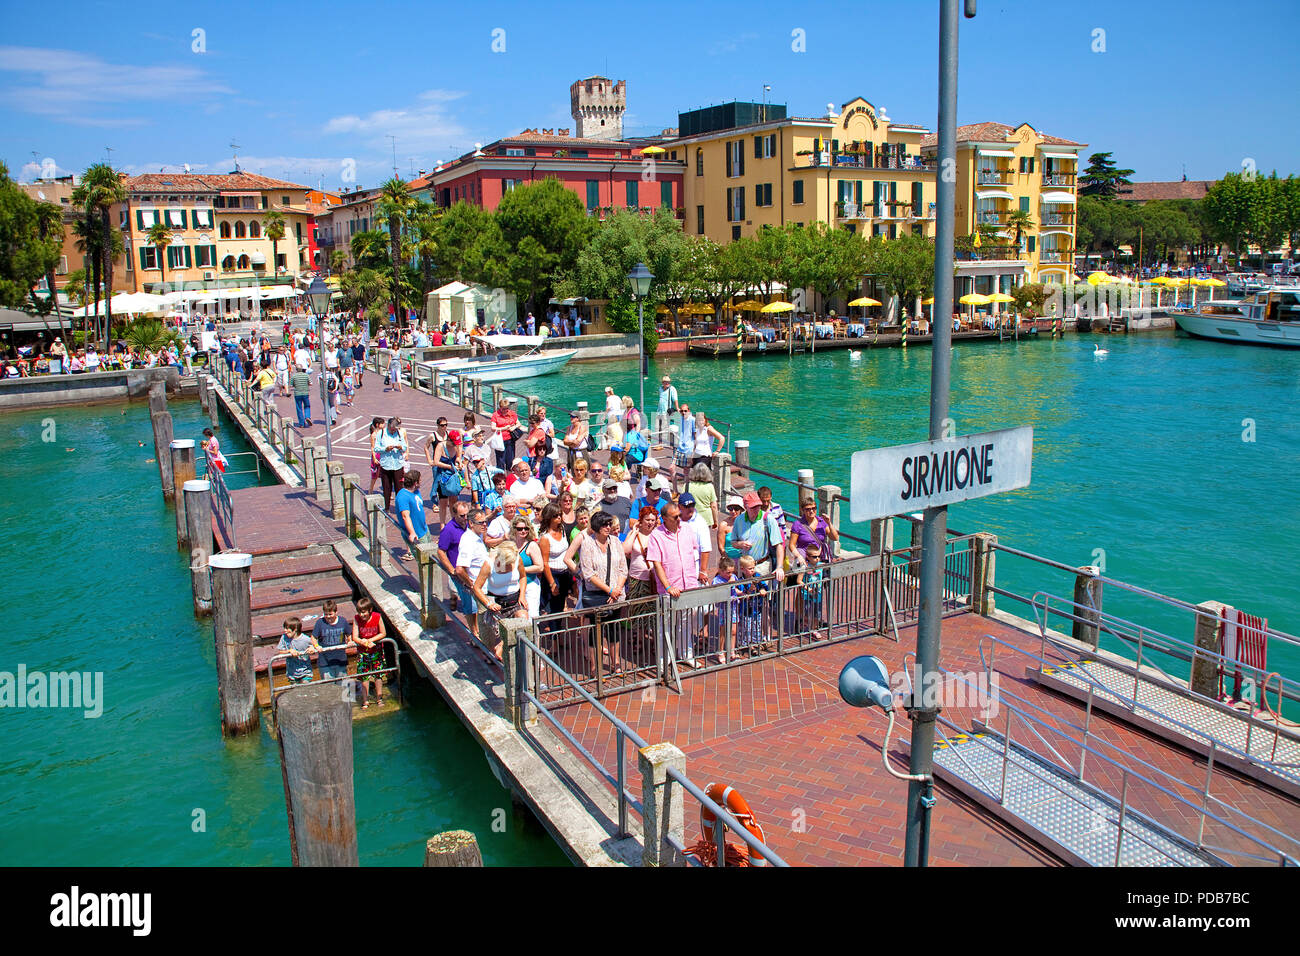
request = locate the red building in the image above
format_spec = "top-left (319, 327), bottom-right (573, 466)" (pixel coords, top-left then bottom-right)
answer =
top-left (409, 129), bottom-right (685, 219)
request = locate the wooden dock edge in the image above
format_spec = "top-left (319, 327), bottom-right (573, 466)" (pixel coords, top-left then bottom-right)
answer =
top-left (333, 539), bottom-right (640, 868)
top-left (208, 376), bottom-right (303, 488)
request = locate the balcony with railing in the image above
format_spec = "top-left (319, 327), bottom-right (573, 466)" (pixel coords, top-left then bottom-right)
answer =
top-left (795, 151), bottom-right (935, 171)
top-left (835, 200), bottom-right (875, 221)
top-left (977, 169), bottom-right (1014, 185)
top-left (1040, 211), bottom-right (1074, 226)
top-left (1042, 172), bottom-right (1076, 187)
top-left (1039, 248), bottom-right (1074, 263)
top-left (977, 211), bottom-right (1007, 225)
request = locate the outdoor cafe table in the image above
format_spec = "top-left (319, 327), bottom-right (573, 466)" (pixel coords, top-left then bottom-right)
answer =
top-left (814, 323), bottom-right (835, 338)
top-left (847, 323), bottom-right (865, 337)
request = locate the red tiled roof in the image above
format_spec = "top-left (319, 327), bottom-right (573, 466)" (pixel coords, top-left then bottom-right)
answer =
top-left (125, 172), bottom-right (310, 193)
top-left (1117, 180), bottom-right (1214, 202)
top-left (919, 122), bottom-right (1084, 149)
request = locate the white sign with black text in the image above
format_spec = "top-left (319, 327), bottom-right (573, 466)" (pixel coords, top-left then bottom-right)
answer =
top-left (849, 426), bottom-right (1033, 522)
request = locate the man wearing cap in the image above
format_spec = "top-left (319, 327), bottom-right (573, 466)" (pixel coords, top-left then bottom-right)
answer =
top-left (656, 375), bottom-right (678, 442)
top-left (729, 490), bottom-right (784, 576)
top-left (632, 475), bottom-right (670, 522)
top-left (597, 478), bottom-right (632, 539)
top-left (678, 492), bottom-right (714, 581)
top-left (634, 457), bottom-right (661, 500)
top-left (646, 501), bottom-right (702, 664)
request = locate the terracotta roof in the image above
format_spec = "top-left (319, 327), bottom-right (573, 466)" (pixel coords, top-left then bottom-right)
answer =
top-left (919, 122), bottom-right (1084, 149)
top-left (1117, 180), bottom-right (1214, 202)
top-left (125, 172), bottom-right (309, 193)
top-left (504, 131), bottom-right (635, 147)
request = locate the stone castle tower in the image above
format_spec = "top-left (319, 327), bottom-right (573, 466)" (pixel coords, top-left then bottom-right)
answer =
top-left (570, 76), bottom-right (625, 141)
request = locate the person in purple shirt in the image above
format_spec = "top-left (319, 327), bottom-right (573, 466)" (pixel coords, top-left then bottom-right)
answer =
top-left (438, 500), bottom-right (471, 609)
top-left (787, 499), bottom-right (840, 563)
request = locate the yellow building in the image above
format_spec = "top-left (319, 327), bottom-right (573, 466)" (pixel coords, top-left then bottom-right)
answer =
top-left (671, 97), bottom-right (937, 244)
top-left (120, 172), bottom-right (312, 293)
top-left (920, 122), bottom-right (1085, 288)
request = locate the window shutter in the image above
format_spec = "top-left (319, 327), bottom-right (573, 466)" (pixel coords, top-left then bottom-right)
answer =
top-left (1019, 196), bottom-right (1030, 213)
top-left (739, 186), bottom-right (745, 220)
top-left (754, 136), bottom-right (761, 159)
top-left (139, 247), bottom-right (148, 269)
top-left (912, 181), bottom-right (923, 215)
top-left (185, 246), bottom-right (192, 268)
top-left (661, 180), bottom-right (672, 207)
top-left (1028, 236), bottom-right (1036, 253)
top-left (855, 181), bottom-right (863, 205)
top-left (890, 181), bottom-right (898, 201)
top-left (136, 210), bottom-right (144, 230)
top-left (1029, 157), bottom-right (1036, 173)
top-left (738, 141), bottom-right (744, 177)
top-left (726, 188), bottom-right (733, 221)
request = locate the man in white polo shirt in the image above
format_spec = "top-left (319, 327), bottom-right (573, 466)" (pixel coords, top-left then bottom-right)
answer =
top-left (454, 507), bottom-right (491, 643)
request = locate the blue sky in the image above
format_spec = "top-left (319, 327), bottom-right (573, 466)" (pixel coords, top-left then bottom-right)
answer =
top-left (3, 0), bottom-right (1297, 189)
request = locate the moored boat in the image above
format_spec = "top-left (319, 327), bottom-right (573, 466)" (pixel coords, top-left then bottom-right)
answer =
top-left (1172, 288), bottom-right (1300, 348)
top-left (422, 334), bottom-right (577, 382)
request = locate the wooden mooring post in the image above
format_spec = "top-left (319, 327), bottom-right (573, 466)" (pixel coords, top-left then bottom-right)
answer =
top-left (1072, 565), bottom-right (1103, 649)
top-left (170, 439), bottom-right (197, 548)
top-left (424, 831), bottom-right (483, 867)
top-left (211, 552), bottom-right (259, 736)
top-left (276, 683), bottom-right (359, 866)
top-left (183, 479), bottom-right (213, 617)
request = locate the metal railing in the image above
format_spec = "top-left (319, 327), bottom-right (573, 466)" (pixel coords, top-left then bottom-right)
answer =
top-left (205, 451), bottom-right (236, 547)
top-left (1042, 173), bottom-right (1076, 187)
top-left (267, 637), bottom-right (403, 716)
top-left (881, 534), bottom-right (977, 626)
top-left (527, 595), bottom-right (668, 702)
top-left (197, 450), bottom-right (261, 481)
top-left (936, 663), bottom-right (1299, 866)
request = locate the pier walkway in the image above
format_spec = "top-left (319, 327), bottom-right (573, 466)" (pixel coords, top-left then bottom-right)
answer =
top-left (203, 359), bottom-right (1300, 867)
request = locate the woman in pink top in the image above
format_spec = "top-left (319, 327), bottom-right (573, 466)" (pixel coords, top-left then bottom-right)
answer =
top-left (622, 507), bottom-right (659, 602)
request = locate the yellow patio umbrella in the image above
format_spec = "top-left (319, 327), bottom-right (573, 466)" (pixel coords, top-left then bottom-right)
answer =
top-left (1087, 271), bottom-right (1112, 285)
top-left (655, 304), bottom-right (671, 314)
top-left (640, 146), bottom-right (666, 156)
top-left (1165, 277), bottom-right (1190, 286)
top-left (735, 299), bottom-right (765, 311)
top-left (760, 301), bottom-right (795, 313)
top-left (922, 297), bottom-right (934, 305)
top-left (958, 293), bottom-right (991, 305)
top-left (847, 296), bottom-right (882, 307)
top-left (1202, 277), bottom-right (1226, 287)
top-left (987, 292), bottom-right (1015, 303)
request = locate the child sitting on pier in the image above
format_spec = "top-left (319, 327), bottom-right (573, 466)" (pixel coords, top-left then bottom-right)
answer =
top-left (277, 616), bottom-right (321, 684)
top-left (730, 555), bottom-right (769, 655)
top-left (351, 597), bottom-right (386, 709)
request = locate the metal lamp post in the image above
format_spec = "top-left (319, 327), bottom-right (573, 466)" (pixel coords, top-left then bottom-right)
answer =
top-left (304, 276), bottom-right (334, 461)
top-left (627, 262), bottom-right (654, 419)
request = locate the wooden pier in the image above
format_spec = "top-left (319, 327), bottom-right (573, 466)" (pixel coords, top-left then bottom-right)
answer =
top-left (195, 355), bottom-right (1300, 868)
top-left (688, 328), bottom-right (1004, 358)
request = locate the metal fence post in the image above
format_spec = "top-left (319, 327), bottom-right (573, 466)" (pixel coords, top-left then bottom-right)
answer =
top-left (638, 743), bottom-right (687, 867)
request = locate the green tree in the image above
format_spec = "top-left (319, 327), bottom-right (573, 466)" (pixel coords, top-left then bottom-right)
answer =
top-left (1078, 195), bottom-right (1138, 264)
top-left (492, 178), bottom-right (594, 315)
top-left (407, 199), bottom-right (441, 322)
top-left (433, 200), bottom-right (498, 284)
top-left (146, 221), bottom-right (172, 285)
top-left (350, 229), bottom-right (391, 271)
top-left (378, 177), bottom-right (413, 324)
top-left (71, 163), bottom-right (127, 344)
top-left (1005, 208), bottom-right (1035, 249)
top-left (868, 233), bottom-right (934, 314)
top-left (0, 162), bottom-right (63, 308)
top-left (263, 210), bottom-right (286, 279)
top-left (1079, 152), bottom-right (1134, 200)
top-left (1202, 173), bottom-right (1255, 262)
top-left (1011, 282), bottom-right (1049, 318)
top-left (806, 224), bottom-right (870, 312)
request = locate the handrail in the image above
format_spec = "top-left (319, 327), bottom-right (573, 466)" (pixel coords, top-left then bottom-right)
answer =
top-left (267, 637), bottom-right (403, 717)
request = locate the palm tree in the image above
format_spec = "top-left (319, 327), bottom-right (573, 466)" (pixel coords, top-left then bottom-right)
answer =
top-left (263, 210), bottom-right (286, 278)
top-left (72, 163), bottom-right (127, 345)
top-left (378, 177), bottom-right (413, 325)
top-left (71, 216), bottom-right (101, 339)
top-left (407, 199), bottom-right (440, 323)
top-left (146, 222), bottom-right (172, 286)
top-left (1005, 208), bottom-right (1036, 253)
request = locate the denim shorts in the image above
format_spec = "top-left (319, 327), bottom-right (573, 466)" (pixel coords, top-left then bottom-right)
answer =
top-left (318, 662), bottom-right (347, 681)
top-left (455, 579), bottom-right (479, 614)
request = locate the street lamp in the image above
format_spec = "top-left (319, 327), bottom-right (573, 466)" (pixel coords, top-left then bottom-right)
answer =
top-left (627, 261), bottom-right (654, 420)
top-left (304, 276), bottom-right (334, 461)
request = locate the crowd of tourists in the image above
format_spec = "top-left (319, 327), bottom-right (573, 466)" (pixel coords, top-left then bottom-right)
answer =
top-left (2, 336), bottom-right (192, 377)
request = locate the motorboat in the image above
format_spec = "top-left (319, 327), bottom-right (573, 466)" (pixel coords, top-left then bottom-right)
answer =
top-left (419, 333), bottom-right (576, 382)
top-left (1172, 288), bottom-right (1300, 348)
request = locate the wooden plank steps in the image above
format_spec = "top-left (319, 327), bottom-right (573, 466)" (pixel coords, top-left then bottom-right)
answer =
top-left (251, 575), bottom-right (353, 616)
top-left (250, 550), bottom-right (345, 585)
top-left (251, 601), bottom-right (360, 647)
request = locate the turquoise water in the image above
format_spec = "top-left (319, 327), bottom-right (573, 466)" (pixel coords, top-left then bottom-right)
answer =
top-left (0, 399), bottom-right (567, 866)
top-left (525, 332), bottom-right (1300, 676)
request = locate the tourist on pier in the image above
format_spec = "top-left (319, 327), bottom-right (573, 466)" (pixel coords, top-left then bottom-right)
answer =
top-left (471, 541), bottom-right (528, 648)
top-left (491, 399), bottom-right (519, 472)
top-left (524, 411), bottom-right (553, 483)
top-left (396, 471), bottom-right (432, 560)
top-left (290, 365), bottom-right (313, 428)
top-left (678, 493), bottom-right (714, 580)
top-left (313, 599), bottom-right (351, 682)
top-left (429, 429), bottom-right (465, 526)
top-left (647, 502), bottom-right (702, 664)
top-left (385, 349), bottom-right (402, 393)
top-left (325, 368), bottom-right (341, 426)
top-left (48, 337), bottom-right (66, 374)
top-left (656, 375), bottom-right (678, 425)
top-left (505, 458), bottom-right (545, 503)
top-left (563, 458), bottom-right (596, 510)
top-left (606, 460), bottom-right (633, 502)
top-left (794, 548), bottom-right (828, 639)
top-left (274, 346), bottom-right (290, 396)
top-left (352, 338), bottom-right (366, 388)
top-left (538, 504), bottom-right (574, 620)
top-left (562, 412), bottom-right (589, 469)
top-left (710, 557), bottom-right (737, 664)
top-left (757, 486), bottom-right (787, 532)
top-left (277, 616), bottom-right (320, 684)
top-left (366, 418), bottom-right (384, 493)
top-left (625, 428), bottom-right (650, 476)
top-left (730, 556), bottom-right (770, 654)
top-left (352, 596), bottom-right (386, 708)
top-left (691, 413), bottom-right (725, 470)
top-left (621, 396), bottom-right (642, 436)
top-left (788, 499), bottom-right (839, 563)
top-left (201, 428), bottom-right (228, 474)
top-left (558, 490), bottom-right (579, 539)
top-left (484, 496), bottom-right (517, 547)
top-left (729, 491), bottom-right (784, 576)
top-left (578, 511), bottom-right (629, 674)
top-left (453, 508), bottom-right (490, 638)
top-left (253, 363), bottom-right (276, 401)
top-left (623, 506), bottom-right (659, 602)
top-left (597, 477), bottom-right (632, 539)
top-left (634, 457), bottom-right (660, 500)
top-left (467, 452), bottom-right (499, 510)
top-left (293, 340), bottom-right (313, 373)
top-left (374, 417), bottom-right (408, 511)
top-left (438, 502), bottom-right (471, 609)
top-left (673, 405), bottom-right (696, 475)
top-left (512, 518), bottom-right (544, 618)
top-left (603, 386), bottom-right (621, 428)
top-left (686, 463), bottom-right (719, 529)
top-left (632, 475), bottom-right (670, 521)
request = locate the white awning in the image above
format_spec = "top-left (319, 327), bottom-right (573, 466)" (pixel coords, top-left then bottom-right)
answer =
top-left (1041, 151), bottom-right (1077, 159)
top-left (250, 252), bottom-right (267, 265)
top-left (1040, 191), bottom-right (1076, 204)
top-left (977, 149), bottom-right (1016, 158)
top-left (976, 189), bottom-right (1013, 201)
top-left (166, 209), bottom-right (184, 227)
top-left (1038, 229), bottom-right (1072, 237)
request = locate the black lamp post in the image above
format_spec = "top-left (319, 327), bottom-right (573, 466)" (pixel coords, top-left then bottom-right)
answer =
top-left (627, 262), bottom-right (654, 417)
top-left (304, 276), bottom-right (334, 460)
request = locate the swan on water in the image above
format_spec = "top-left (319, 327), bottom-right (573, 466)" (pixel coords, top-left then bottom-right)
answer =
top-left (1094, 344), bottom-right (1109, 356)
top-left (848, 350), bottom-right (862, 360)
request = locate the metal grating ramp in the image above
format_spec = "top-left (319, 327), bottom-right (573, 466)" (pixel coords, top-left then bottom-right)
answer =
top-left (933, 731), bottom-right (1217, 867)
top-left (1040, 659), bottom-right (1300, 793)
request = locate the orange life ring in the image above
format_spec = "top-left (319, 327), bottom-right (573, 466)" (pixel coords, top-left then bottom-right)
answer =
top-left (699, 782), bottom-right (769, 867)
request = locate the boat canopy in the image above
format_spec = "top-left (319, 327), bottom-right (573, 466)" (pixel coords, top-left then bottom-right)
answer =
top-left (472, 333), bottom-right (545, 348)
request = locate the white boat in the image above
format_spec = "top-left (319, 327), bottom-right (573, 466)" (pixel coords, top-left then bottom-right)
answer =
top-left (1173, 288), bottom-right (1300, 348)
top-left (421, 334), bottom-right (577, 382)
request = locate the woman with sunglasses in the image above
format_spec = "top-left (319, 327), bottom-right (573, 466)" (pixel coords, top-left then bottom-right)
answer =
top-left (717, 495), bottom-right (745, 562)
top-left (510, 519), bottom-right (543, 618)
top-left (538, 503), bottom-right (574, 620)
top-left (622, 506), bottom-right (659, 602)
top-left (787, 498), bottom-right (839, 564)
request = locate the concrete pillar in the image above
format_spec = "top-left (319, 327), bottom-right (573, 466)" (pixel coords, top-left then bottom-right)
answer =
top-left (210, 552), bottom-right (258, 736)
top-left (1072, 565), bottom-right (1103, 650)
top-left (638, 742), bottom-right (687, 867)
top-left (151, 410), bottom-right (176, 501)
top-left (1191, 601), bottom-right (1229, 699)
top-left (276, 683), bottom-right (359, 867)
top-left (301, 437), bottom-right (318, 491)
top-left (416, 543), bottom-right (447, 629)
top-left (869, 518), bottom-right (894, 556)
top-left (817, 484), bottom-right (842, 557)
top-left (183, 479), bottom-right (213, 617)
top-left (326, 461), bottom-right (345, 519)
top-left (281, 420), bottom-right (296, 465)
top-left (457, 375), bottom-right (468, 409)
top-left (365, 494), bottom-right (387, 566)
top-left (208, 375), bottom-right (220, 429)
top-left (527, 394), bottom-right (541, 422)
top-left (971, 533), bottom-right (998, 616)
top-left (198, 374), bottom-right (209, 413)
top-left (313, 449), bottom-right (331, 504)
top-left (266, 407), bottom-right (280, 451)
top-left (342, 475), bottom-right (362, 538)
top-left (424, 831), bottom-right (483, 867)
top-left (430, 366), bottom-right (440, 399)
top-left (500, 617), bottom-right (537, 728)
top-left (733, 439), bottom-right (750, 472)
top-left (470, 378), bottom-right (483, 415)
top-left (170, 439), bottom-right (197, 548)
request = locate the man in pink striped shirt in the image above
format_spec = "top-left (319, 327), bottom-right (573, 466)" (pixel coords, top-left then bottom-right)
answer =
top-left (647, 502), bottom-right (702, 664)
